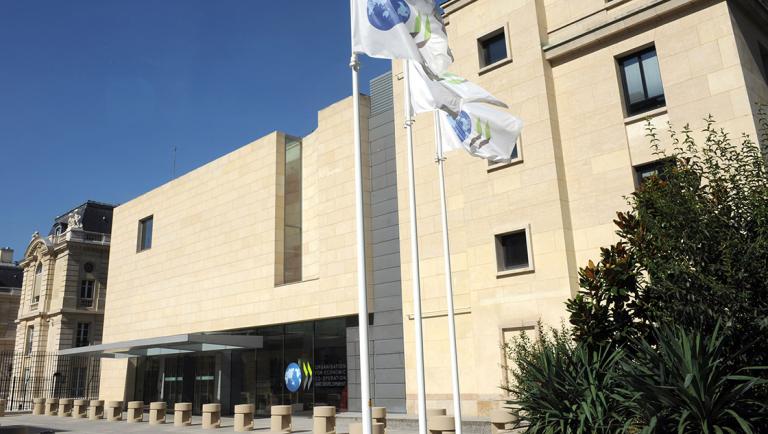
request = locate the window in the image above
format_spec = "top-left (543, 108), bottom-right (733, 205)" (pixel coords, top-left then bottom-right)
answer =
top-left (79, 280), bottom-right (95, 307)
top-left (25, 326), bottom-right (34, 355)
top-left (31, 263), bottom-right (42, 305)
top-left (488, 136), bottom-right (522, 170)
top-left (283, 138), bottom-right (302, 284)
top-left (495, 227), bottom-right (533, 273)
top-left (759, 43), bottom-right (768, 84)
top-left (478, 28), bottom-right (509, 69)
top-left (619, 47), bottom-right (665, 116)
top-left (634, 158), bottom-right (675, 187)
top-left (75, 322), bottom-right (90, 347)
top-left (137, 216), bottom-right (153, 251)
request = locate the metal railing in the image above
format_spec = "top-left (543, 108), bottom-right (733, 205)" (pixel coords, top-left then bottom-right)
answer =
top-left (0, 351), bottom-right (101, 412)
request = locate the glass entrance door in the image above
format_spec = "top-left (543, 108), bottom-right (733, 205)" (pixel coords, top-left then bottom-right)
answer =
top-left (193, 355), bottom-right (216, 413)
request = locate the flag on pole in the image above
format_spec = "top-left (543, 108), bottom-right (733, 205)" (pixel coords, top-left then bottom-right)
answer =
top-left (352, 0), bottom-right (453, 75)
top-left (408, 62), bottom-right (508, 117)
top-left (439, 102), bottom-right (523, 163)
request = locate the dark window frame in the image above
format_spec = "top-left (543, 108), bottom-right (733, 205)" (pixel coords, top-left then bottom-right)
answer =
top-left (634, 158), bottom-right (676, 188)
top-left (75, 322), bottom-right (91, 348)
top-left (478, 27), bottom-right (510, 69)
top-left (79, 279), bottom-right (95, 307)
top-left (495, 227), bottom-right (533, 274)
top-left (137, 215), bottom-right (154, 252)
top-left (618, 46), bottom-right (666, 116)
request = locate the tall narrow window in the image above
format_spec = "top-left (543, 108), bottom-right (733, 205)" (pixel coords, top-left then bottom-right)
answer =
top-left (137, 216), bottom-right (153, 252)
top-left (25, 326), bottom-right (34, 355)
top-left (79, 280), bottom-right (95, 307)
top-left (283, 139), bottom-right (302, 283)
top-left (619, 46), bottom-right (665, 116)
top-left (75, 322), bottom-right (90, 347)
top-left (32, 263), bottom-right (42, 305)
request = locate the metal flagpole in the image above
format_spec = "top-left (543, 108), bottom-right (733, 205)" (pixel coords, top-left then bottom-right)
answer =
top-left (433, 111), bottom-right (463, 434)
top-left (404, 59), bottom-right (429, 434)
top-left (350, 49), bottom-right (373, 434)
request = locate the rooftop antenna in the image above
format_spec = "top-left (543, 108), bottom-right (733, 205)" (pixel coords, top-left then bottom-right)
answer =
top-left (172, 145), bottom-right (177, 179)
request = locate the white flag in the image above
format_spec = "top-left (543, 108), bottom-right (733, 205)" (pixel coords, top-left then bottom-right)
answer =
top-left (439, 102), bottom-right (522, 163)
top-left (408, 62), bottom-right (508, 117)
top-left (352, 0), bottom-right (453, 75)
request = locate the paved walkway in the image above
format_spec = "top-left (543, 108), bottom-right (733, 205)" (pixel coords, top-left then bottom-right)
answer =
top-left (0, 413), bottom-right (417, 434)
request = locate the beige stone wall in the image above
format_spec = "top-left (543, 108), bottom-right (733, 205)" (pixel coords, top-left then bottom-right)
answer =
top-left (0, 292), bottom-right (20, 351)
top-left (396, 0), bottom-right (762, 417)
top-left (99, 95), bottom-right (372, 400)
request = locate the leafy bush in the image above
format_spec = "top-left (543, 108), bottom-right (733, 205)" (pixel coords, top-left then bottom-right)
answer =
top-left (504, 324), bottom-right (636, 434)
top-left (624, 324), bottom-right (768, 433)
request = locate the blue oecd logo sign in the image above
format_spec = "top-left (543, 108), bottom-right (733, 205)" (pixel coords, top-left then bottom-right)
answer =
top-left (367, 0), bottom-right (411, 31)
top-left (284, 362), bottom-right (302, 393)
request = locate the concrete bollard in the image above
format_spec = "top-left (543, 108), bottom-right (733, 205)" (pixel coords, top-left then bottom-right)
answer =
top-left (149, 402), bottom-right (167, 425)
top-left (349, 422), bottom-right (385, 434)
top-left (88, 400), bottom-right (104, 420)
top-left (490, 409), bottom-right (517, 434)
top-left (44, 398), bottom-right (58, 416)
top-left (428, 415), bottom-right (455, 434)
top-left (426, 409), bottom-right (447, 417)
top-left (372, 407), bottom-right (387, 429)
top-left (106, 401), bottom-right (123, 421)
top-left (32, 398), bottom-right (46, 415)
top-left (234, 404), bottom-right (255, 432)
top-left (313, 406), bottom-right (336, 434)
top-left (0, 398), bottom-right (6, 417)
top-left (174, 402), bottom-right (193, 426)
top-left (72, 399), bottom-right (88, 418)
top-left (58, 398), bottom-right (73, 417)
top-left (127, 401), bottom-right (144, 423)
top-left (202, 403), bottom-right (222, 429)
top-left (270, 405), bottom-right (292, 433)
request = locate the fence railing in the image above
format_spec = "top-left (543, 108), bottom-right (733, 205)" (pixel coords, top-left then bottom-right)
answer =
top-left (0, 351), bottom-right (101, 412)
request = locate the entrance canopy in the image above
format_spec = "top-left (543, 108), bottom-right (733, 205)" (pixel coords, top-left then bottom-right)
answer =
top-left (59, 333), bottom-right (264, 358)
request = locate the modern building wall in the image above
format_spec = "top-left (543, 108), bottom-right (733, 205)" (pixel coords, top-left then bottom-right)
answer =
top-left (391, 0), bottom-right (768, 416)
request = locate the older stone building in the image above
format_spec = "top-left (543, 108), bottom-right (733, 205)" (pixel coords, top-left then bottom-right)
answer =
top-left (0, 248), bottom-right (23, 351)
top-left (63, 0), bottom-right (767, 420)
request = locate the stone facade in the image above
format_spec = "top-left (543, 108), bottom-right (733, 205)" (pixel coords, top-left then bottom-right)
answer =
top-left (0, 248), bottom-right (22, 351)
top-left (390, 0), bottom-right (768, 417)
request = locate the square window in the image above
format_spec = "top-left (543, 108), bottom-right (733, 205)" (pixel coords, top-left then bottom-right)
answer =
top-left (619, 47), bottom-right (666, 116)
top-left (634, 158), bottom-right (675, 187)
top-left (478, 29), bottom-right (509, 69)
top-left (137, 216), bottom-right (153, 252)
top-left (495, 228), bottom-right (532, 273)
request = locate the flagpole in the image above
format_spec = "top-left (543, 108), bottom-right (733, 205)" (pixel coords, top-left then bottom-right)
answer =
top-left (433, 111), bottom-right (463, 434)
top-left (349, 50), bottom-right (373, 434)
top-left (404, 59), bottom-right (428, 434)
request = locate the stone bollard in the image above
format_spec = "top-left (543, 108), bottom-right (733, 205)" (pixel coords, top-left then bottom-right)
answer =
top-left (490, 409), bottom-right (517, 434)
top-left (58, 398), bottom-right (73, 417)
top-left (127, 401), bottom-right (144, 423)
top-left (428, 415), bottom-right (455, 434)
top-left (270, 405), bottom-right (292, 433)
top-left (106, 401), bottom-right (123, 421)
top-left (174, 402), bottom-right (193, 426)
top-left (33, 398), bottom-right (46, 415)
top-left (88, 400), bottom-right (105, 420)
top-left (234, 404), bottom-right (255, 432)
top-left (372, 407), bottom-right (387, 429)
top-left (0, 398), bottom-right (6, 417)
top-left (426, 409), bottom-right (447, 417)
top-left (313, 406), bottom-right (336, 434)
top-left (72, 400), bottom-right (88, 418)
top-left (202, 403), bottom-right (222, 429)
top-left (149, 402), bottom-right (167, 425)
top-left (44, 398), bottom-right (58, 416)
top-left (349, 422), bottom-right (385, 434)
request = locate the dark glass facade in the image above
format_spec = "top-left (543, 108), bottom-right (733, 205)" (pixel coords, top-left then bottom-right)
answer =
top-left (133, 317), bottom-right (350, 416)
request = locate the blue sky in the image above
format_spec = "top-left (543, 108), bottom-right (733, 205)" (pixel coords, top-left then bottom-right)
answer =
top-left (0, 1), bottom-right (391, 258)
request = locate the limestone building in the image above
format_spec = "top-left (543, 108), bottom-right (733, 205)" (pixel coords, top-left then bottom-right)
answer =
top-left (0, 248), bottom-right (23, 351)
top-left (66, 0), bottom-right (767, 420)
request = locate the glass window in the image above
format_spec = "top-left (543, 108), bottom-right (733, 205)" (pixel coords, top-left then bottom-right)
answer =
top-left (619, 47), bottom-right (666, 116)
top-left (479, 30), bottom-right (508, 68)
top-left (496, 229), bottom-right (530, 271)
top-left (138, 216), bottom-right (153, 251)
top-left (283, 139), bottom-right (302, 283)
top-left (32, 263), bottom-right (42, 304)
top-left (75, 322), bottom-right (90, 347)
top-left (79, 279), bottom-right (95, 307)
top-left (634, 158), bottom-right (675, 187)
top-left (25, 325), bottom-right (34, 355)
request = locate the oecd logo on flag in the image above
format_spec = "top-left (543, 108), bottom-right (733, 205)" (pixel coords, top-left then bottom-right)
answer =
top-left (367, 0), bottom-right (410, 31)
